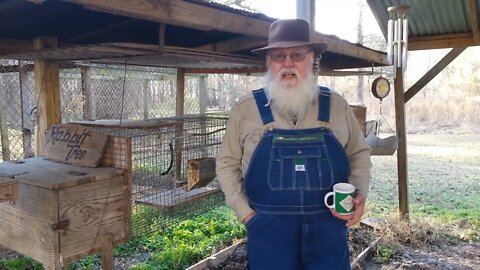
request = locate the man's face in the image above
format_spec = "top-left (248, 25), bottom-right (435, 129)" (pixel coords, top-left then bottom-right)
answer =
top-left (267, 46), bottom-right (314, 88)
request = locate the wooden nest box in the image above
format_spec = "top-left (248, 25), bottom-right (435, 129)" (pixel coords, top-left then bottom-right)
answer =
top-left (0, 124), bottom-right (131, 270)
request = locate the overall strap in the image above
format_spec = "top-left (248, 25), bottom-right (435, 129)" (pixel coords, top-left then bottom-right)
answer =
top-left (252, 88), bottom-right (274, 124)
top-left (318, 86), bottom-right (331, 122)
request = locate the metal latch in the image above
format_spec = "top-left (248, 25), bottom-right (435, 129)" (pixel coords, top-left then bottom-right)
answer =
top-left (52, 220), bottom-right (69, 231)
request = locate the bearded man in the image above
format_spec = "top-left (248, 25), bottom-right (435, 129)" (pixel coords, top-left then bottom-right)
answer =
top-left (216, 19), bottom-right (371, 270)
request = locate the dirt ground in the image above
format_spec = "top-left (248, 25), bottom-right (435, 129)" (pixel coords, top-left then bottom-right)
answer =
top-left (206, 224), bottom-right (479, 270)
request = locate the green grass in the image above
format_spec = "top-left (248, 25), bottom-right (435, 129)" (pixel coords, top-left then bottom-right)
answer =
top-left (0, 257), bottom-right (43, 270)
top-left (128, 205), bottom-right (245, 270)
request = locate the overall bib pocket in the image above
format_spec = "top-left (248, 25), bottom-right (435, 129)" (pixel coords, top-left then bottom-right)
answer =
top-left (267, 134), bottom-right (334, 190)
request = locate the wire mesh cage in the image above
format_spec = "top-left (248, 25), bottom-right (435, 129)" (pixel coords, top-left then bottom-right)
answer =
top-left (73, 113), bottom-right (228, 236)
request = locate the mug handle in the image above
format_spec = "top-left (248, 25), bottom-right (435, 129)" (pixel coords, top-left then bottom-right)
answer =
top-left (324, 191), bottom-right (335, 209)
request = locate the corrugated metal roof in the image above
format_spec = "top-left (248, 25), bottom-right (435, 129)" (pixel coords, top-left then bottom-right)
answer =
top-left (367, 0), bottom-right (480, 50)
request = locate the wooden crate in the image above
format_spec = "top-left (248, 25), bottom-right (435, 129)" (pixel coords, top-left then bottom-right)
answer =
top-left (0, 157), bottom-right (130, 270)
top-left (0, 123), bottom-right (131, 270)
top-left (184, 157), bottom-right (216, 191)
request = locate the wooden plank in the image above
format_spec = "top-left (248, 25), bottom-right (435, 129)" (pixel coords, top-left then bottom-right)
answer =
top-left (350, 237), bottom-right (381, 269)
top-left (136, 186), bottom-right (221, 209)
top-left (44, 124), bottom-right (108, 167)
top-left (101, 233), bottom-right (114, 270)
top-left (33, 36), bottom-right (61, 157)
top-left (409, 32), bottom-right (479, 50)
top-left (0, 182), bottom-right (58, 268)
top-left (469, 0), bottom-right (480, 43)
top-left (81, 66), bottom-right (95, 120)
top-left (0, 102), bottom-right (10, 161)
top-left (195, 36), bottom-right (267, 54)
top-left (185, 158), bottom-right (216, 191)
top-left (393, 66), bottom-right (409, 220)
top-left (20, 61), bottom-right (35, 159)
top-left (184, 67), bottom-right (265, 74)
top-left (0, 180), bottom-right (57, 223)
top-left (71, 119), bottom-right (181, 129)
top-left (58, 176), bottom-right (127, 261)
top-left (0, 177), bottom-right (17, 202)
top-left (100, 136), bottom-right (132, 171)
top-left (0, 207), bottom-right (57, 268)
top-left (405, 48), bottom-right (466, 103)
top-left (186, 240), bottom-right (244, 270)
top-left (0, 157), bottom-right (122, 190)
top-left (63, 0), bottom-right (270, 37)
top-left (175, 68), bottom-right (185, 183)
top-left (0, 39), bottom-right (33, 54)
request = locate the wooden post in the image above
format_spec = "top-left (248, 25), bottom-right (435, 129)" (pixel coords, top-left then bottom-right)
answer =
top-left (176, 68), bottom-right (185, 116)
top-left (81, 66), bottom-right (95, 120)
top-left (33, 37), bottom-right (61, 156)
top-left (0, 109), bottom-right (10, 161)
top-left (142, 79), bottom-right (149, 119)
top-left (199, 76), bottom-right (207, 115)
top-left (394, 66), bottom-right (409, 220)
top-left (100, 233), bottom-right (114, 270)
top-left (175, 68), bottom-right (185, 183)
top-left (19, 61), bottom-right (34, 158)
top-left (198, 76), bottom-right (208, 156)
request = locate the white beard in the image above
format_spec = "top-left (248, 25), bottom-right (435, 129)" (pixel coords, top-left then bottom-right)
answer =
top-left (264, 68), bottom-right (318, 122)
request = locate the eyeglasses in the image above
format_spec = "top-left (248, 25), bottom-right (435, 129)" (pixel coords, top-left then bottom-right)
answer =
top-left (268, 50), bottom-right (311, 63)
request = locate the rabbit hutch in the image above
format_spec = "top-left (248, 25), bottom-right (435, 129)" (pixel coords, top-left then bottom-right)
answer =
top-left (0, 124), bottom-right (130, 269)
top-left (71, 113), bottom-right (228, 235)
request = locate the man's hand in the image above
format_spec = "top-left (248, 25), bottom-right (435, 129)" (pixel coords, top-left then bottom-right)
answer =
top-left (330, 192), bottom-right (366, 227)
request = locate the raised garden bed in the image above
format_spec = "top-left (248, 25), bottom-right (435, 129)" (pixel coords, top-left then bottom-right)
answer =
top-left (187, 222), bottom-right (380, 270)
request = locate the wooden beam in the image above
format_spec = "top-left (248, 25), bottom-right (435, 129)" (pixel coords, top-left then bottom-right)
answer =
top-left (185, 67), bottom-right (265, 74)
top-left (175, 68), bottom-right (185, 184)
top-left (81, 66), bottom-right (95, 120)
top-left (62, 0), bottom-right (271, 37)
top-left (61, 0), bottom-right (388, 66)
top-left (0, 39), bottom-right (33, 54)
top-left (19, 61), bottom-right (34, 158)
top-left (405, 47), bottom-right (466, 103)
top-left (409, 32), bottom-right (479, 50)
top-left (312, 34), bottom-right (389, 65)
top-left (176, 68), bottom-right (185, 116)
top-left (469, 0), bottom-right (479, 43)
top-left (33, 37), bottom-right (61, 156)
top-left (195, 36), bottom-right (267, 53)
top-left (393, 66), bottom-right (409, 220)
top-left (158, 23), bottom-right (166, 53)
top-left (66, 19), bottom-right (137, 42)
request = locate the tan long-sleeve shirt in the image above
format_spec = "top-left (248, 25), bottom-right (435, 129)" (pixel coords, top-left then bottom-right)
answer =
top-left (216, 89), bottom-right (372, 222)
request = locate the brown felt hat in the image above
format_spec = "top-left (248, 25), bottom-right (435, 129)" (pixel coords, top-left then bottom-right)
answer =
top-left (252, 19), bottom-right (328, 55)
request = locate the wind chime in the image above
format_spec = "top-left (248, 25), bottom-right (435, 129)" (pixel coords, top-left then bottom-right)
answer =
top-left (387, 5), bottom-right (410, 78)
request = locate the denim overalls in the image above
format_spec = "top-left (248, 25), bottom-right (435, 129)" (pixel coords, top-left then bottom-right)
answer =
top-left (244, 87), bottom-right (351, 270)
